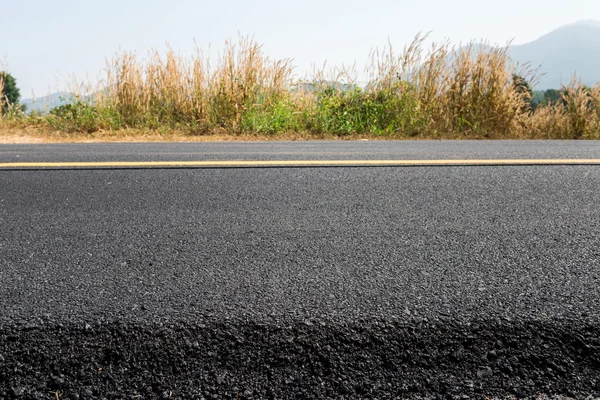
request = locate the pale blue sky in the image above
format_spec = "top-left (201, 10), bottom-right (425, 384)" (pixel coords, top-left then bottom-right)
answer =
top-left (3, 0), bottom-right (600, 97)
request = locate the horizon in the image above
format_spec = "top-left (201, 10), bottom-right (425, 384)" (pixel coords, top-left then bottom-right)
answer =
top-left (3, 0), bottom-right (600, 97)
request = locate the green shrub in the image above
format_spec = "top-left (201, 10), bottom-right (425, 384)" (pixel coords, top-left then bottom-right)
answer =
top-left (47, 102), bottom-right (122, 133)
top-left (314, 85), bottom-right (426, 136)
top-left (240, 98), bottom-right (301, 134)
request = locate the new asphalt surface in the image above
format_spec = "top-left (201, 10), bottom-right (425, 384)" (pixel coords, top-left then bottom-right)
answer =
top-left (1, 140), bottom-right (600, 162)
top-left (1, 141), bottom-right (600, 399)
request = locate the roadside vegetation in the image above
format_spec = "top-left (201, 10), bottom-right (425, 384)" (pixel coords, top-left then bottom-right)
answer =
top-left (2, 35), bottom-right (600, 140)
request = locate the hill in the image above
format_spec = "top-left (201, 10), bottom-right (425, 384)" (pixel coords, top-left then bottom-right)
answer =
top-left (509, 20), bottom-right (600, 89)
top-left (21, 92), bottom-right (72, 114)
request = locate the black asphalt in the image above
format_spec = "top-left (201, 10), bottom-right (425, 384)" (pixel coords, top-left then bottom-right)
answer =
top-left (1, 140), bottom-right (600, 162)
top-left (1, 141), bottom-right (600, 399)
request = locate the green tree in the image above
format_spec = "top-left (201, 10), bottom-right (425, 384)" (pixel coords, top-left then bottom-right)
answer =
top-left (543, 89), bottom-right (563, 105)
top-left (0, 71), bottom-right (21, 114)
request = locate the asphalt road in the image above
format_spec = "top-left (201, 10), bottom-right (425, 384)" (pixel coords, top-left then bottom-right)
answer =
top-left (2, 139), bottom-right (600, 162)
top-left (1, 141), bottom-right (600, 399)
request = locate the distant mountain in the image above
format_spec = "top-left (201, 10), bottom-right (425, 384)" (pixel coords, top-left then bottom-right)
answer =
top-left (508, 20), bottom-right (600, 89)
top-left (293, 80), bottom-right (356, 93)
top-left (21, 92), bottom-right (72, 114)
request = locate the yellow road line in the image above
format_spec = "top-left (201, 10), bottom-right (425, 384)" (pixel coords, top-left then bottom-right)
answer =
top-left (1, 159), bottom-right (600, 168)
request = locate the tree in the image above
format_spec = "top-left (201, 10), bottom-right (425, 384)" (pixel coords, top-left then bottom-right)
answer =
top-left (543, 89), bottom-right (562, 105)
top-left (0, 71), bottom-right (21, 114)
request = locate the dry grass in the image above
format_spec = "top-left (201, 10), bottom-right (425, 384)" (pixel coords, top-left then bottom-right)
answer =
top-left (353, 35), bottom-right (535, 137)
top-left (95, 36), bottom-right (294, 132)
top-left (2, 34), bottom-right (600, 141)
top-left (0, 73), bottom-right (6, 121)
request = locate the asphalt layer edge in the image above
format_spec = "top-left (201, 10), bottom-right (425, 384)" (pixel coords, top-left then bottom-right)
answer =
top-left (2, 316), bottom-right (599, 399)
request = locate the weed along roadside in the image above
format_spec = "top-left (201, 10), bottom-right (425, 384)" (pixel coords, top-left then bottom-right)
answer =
top-left (2, 34), bottom-right (600, 141)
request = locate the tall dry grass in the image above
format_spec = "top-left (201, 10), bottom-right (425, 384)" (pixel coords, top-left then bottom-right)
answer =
top-left (3, 34), bottom-right (600, 139)
top-left (353, 35), bottom-right (537, 136)
top-left (0, 74), bottom-right (4, 121)
top-left (525, 79), bottom-right (600, 139)
top-left (96, 36), bottom-right (295, 132)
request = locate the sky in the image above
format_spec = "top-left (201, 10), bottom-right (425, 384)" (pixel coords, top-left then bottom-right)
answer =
top-left (2, 0), bottom-right (600, 98)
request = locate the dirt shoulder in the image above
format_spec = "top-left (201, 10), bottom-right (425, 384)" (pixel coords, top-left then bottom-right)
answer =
top-left (0, 127), bottom-right (405, 144)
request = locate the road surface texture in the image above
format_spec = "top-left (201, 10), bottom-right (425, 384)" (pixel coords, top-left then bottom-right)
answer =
top-left (1, 141), bottom-right (600, 399)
